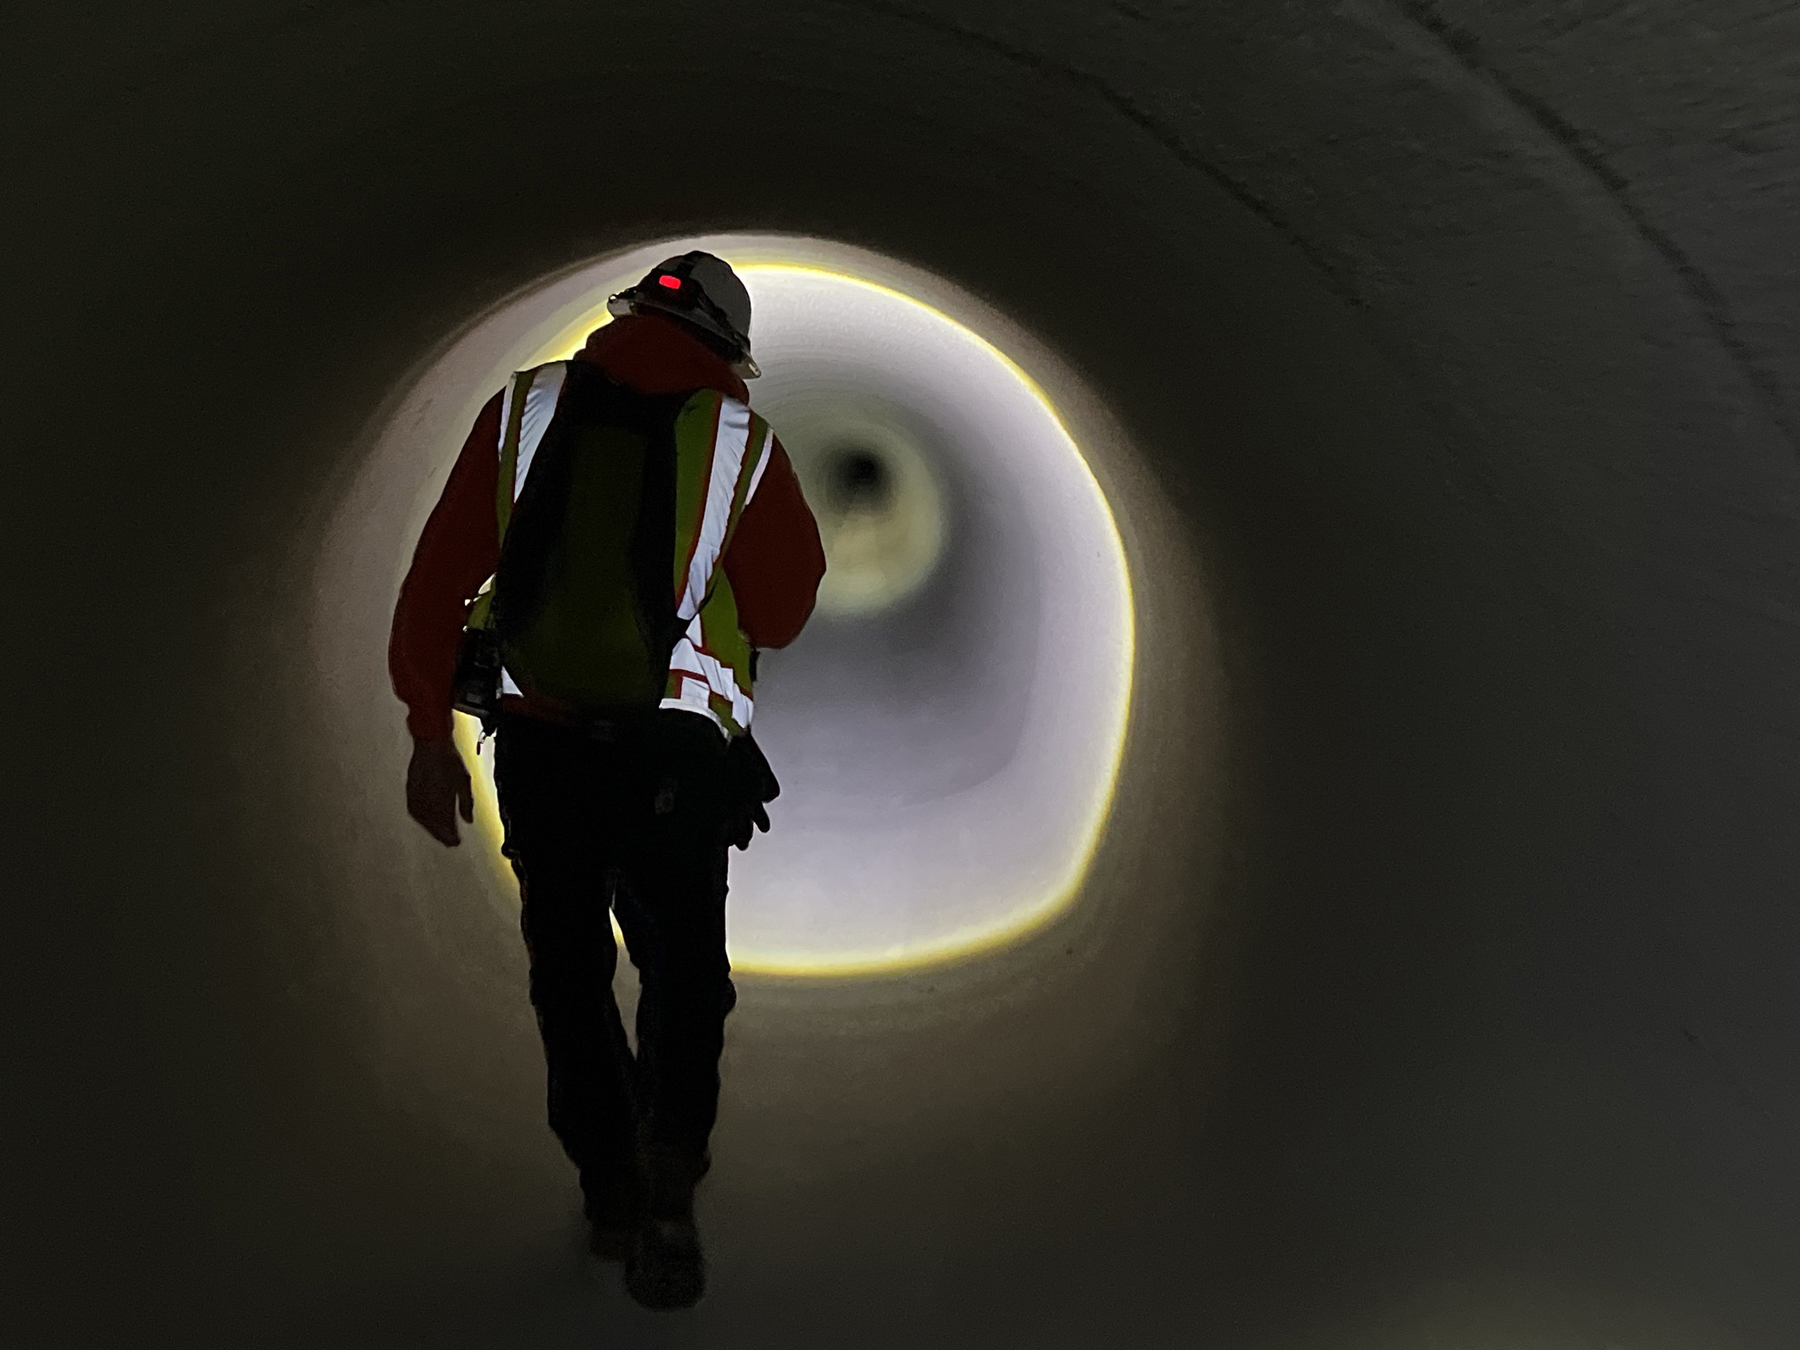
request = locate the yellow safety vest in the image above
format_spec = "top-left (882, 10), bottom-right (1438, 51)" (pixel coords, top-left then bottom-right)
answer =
top-left (467, 361), bottom-right (774, 736)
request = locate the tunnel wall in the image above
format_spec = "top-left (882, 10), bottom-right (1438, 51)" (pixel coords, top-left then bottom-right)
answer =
top-left (5, 3), bottom-right (1800, 1347)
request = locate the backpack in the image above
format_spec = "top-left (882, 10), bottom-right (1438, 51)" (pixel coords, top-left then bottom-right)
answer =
top-left (488, 362), bottom-right (695, 720)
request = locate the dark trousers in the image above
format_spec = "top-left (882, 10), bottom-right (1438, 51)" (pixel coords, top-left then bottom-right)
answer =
top-left (493, 710), bottom-right (735, 1175)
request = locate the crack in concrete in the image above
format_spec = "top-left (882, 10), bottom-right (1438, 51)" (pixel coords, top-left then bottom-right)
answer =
top-left (850, 0), bottom-right (1800, 460)
top-left (1394, 0), bottom-right (1800, 454)
top-left (848, 0), bottom-right (1371, 312)
top-left (1679, 1024), bottom-right (1785, 1134)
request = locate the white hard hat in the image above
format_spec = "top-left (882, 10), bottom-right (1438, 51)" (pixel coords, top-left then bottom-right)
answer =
top-left (607, 251), bottom-right (760, 378)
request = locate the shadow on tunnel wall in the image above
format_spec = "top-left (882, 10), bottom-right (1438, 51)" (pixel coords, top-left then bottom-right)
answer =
top-left (5, 3), bottom-right (1800, 1348)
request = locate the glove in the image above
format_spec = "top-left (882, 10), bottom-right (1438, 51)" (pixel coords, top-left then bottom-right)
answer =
top-left (726, 801), bottom-right (770, 851)
top-left (724, 733), bottom-right (780, 851)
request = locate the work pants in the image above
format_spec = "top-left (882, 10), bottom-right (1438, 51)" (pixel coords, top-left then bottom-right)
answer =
top-left (493, 710), bottom-right (735, 1176)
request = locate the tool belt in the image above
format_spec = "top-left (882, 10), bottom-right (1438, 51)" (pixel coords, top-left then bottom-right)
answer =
top-left (450, 626), bottom-right (504, 728)
top-left (453, 627), bottom-right (663, 743)
top-left (457, 626), bottom-right (781, 851)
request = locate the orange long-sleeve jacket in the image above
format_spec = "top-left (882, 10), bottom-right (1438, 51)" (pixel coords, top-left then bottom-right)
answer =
top-left (389, 312), bottom-right (826, 739)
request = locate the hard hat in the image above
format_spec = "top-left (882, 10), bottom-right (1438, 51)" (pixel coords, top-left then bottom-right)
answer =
top-left (607, 251), bottom-right (760, 378)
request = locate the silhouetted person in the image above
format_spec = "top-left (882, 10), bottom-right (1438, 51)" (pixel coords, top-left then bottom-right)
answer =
top-left (389, 252), bottom-right (825, 1308)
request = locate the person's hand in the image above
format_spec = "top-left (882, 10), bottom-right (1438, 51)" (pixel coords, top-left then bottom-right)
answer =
top-left (727, 800), bottom-right (771, 851)
top-left (723, 733), bottom-right (778, 850)
top-left (406, 735), bottom-right (474, 846)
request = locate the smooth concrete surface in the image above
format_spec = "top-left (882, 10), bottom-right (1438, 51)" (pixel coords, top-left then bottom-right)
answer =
top-left (5, 4), bottom-right (1800, 1347)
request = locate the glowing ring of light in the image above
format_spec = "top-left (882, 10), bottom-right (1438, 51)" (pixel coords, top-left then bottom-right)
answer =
top-left (449, 249), bottom-right (1133, 977)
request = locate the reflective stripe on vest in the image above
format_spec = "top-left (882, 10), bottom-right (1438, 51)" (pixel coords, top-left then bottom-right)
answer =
top-left (481, 364), bottom-right (772, 733)
top-left (662, 395), bottom-right (773, 734)
top-left (496, 363), bottom-right (568, 539)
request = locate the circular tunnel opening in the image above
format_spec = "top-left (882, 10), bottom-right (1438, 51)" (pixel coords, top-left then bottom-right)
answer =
top-left (793, 410), bottom-right (947, 621)
top-left (833, 448), bottom-right (887, 504)
top-left (328, 236), bottom-right (1158, 978)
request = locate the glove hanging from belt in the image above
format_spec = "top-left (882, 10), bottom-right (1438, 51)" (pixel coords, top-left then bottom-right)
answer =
top-left (723, 732), bottom-right (781, 851)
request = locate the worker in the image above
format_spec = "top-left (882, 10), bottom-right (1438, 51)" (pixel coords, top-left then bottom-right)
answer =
top-left (387, 251), bottom-right (826, 1309)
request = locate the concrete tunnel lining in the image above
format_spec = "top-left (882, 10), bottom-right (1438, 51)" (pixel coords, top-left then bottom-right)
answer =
top-left (6, 3), bottom-right (1800, 1347)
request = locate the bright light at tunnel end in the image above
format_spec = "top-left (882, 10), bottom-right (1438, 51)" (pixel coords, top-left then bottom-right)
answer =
top-left (456, 245), bottom-right (1137, 980)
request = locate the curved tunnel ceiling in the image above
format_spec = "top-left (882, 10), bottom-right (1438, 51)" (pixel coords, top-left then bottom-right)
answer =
top-left (7, 4), bottom-right (1800, 1349)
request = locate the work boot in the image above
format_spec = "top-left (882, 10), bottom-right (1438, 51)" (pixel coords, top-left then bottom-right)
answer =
top-left (623, 1144), bottom-right (708, 1309)
top-left (580, 1161), bottom-right (646, 1262)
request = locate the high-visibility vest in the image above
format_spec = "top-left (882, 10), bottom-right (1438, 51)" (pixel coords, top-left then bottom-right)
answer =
top-left (466, 361), bottom-right (775, 737)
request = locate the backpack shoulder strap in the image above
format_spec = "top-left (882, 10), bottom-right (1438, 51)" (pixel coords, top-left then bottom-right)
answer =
top-left (669, 390), bottom-right (777, 622)
top-left (464, 362), bottom-right (567, 633)
top-left (494, 361), bottom-right (570, 541)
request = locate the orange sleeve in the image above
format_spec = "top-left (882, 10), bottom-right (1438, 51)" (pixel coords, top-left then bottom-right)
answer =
top-left (387, 393), bottom-right (504, 740)
top-left (724, 437), bottom-right (826, 650)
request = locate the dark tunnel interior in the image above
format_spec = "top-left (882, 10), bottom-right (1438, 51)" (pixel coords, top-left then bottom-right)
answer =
top-left (832, 451), bottom-right (889, 508)
top-left (6, 3), bottom-right (1800, 1347)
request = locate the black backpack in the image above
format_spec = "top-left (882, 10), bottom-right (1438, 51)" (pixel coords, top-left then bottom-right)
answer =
top-left (490, 363), bottom-right (696, 719)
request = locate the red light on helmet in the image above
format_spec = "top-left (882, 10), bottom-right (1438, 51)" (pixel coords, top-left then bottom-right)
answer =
top-left (657, 274), bottom-right (683, 290)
